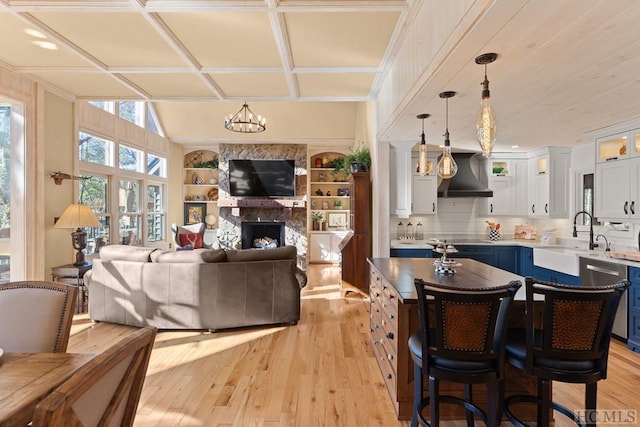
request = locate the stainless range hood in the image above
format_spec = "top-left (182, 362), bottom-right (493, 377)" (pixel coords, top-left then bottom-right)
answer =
top-left (437, 152), bottom-right (493, 198)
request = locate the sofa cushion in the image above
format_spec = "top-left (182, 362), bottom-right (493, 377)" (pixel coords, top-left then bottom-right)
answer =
top-left (178, 232), bottom-right (203, 249)
top-left (98, 245), bottom-right (157, 262)
top-left (226, 245), bottom-right (296, 262)
top-left (150, 248), bottom-right (226, 264)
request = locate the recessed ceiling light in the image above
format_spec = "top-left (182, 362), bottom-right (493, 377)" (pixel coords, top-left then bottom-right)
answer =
top-left (32, 40), bottom-right (58, 50)
top-left (511, 145), bottom-right (520, 149)
top-left (24, 28), bottom-right (46, 39)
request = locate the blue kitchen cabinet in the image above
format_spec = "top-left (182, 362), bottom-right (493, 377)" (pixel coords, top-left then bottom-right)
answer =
top-left (629, 267), bottom-right (640, 353)
top-left (390, 248), bottom-right (432, 258)
top-left (517, 247), bottom-right (534, 277)
top-left (492, 246), bottom-right (518, 274)
top-left (531, 265), bottom-right (581, 286)
top-left (443, 245), bottom-right (493, 265)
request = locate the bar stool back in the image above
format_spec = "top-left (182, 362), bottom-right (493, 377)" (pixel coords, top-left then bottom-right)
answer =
top-left (409, 278), bottom-right (521, 427)
top-left (504, 276), bottom-right (630, 427)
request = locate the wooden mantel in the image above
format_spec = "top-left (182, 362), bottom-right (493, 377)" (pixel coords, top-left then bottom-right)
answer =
top-left (217, 198), bottom-right (306, 208)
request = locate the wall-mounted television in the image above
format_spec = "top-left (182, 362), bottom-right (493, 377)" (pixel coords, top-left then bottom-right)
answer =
top-left (228, 159), bottom-right (296, 198)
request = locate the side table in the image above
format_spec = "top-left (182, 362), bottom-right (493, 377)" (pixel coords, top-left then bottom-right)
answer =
top-left (51, 261), bottom-right (92, 313)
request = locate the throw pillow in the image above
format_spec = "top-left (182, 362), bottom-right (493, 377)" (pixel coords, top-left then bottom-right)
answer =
top-left (178, 232), bottom-right (203, 249)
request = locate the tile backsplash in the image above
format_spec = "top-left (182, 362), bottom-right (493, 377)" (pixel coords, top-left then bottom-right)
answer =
top-left (390, 198), bottom-right (640, 253)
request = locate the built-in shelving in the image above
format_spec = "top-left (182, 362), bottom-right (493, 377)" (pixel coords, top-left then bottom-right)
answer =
top-left (183, 149), bottom-right (219, 226)
top-left (307, 151), bottom-right (351, 263)
top-left (308, 154), bottom-right (350, 229)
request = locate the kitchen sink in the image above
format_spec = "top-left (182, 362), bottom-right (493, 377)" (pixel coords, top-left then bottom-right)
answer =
top-left (533, 247), bottom-right (592, 276)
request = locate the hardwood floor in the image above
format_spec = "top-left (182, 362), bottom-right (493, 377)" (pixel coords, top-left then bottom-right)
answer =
top-left (67, 264), bottom-right (640, 426)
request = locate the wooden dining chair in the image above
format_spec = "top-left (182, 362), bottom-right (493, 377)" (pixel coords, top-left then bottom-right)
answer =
top-left (31, 326), bottom-right (157, 427)
top-left (0, 281), bottom-right (77, 352)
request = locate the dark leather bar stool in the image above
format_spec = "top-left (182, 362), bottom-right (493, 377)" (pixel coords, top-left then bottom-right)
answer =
top-left (504, 276), bottom-right (630, 427)
top-left (409, 278), bottom-right (521, 427)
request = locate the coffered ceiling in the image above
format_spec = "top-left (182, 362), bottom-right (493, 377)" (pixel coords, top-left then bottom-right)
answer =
top-left (1, 0), bottom-right (640, 153)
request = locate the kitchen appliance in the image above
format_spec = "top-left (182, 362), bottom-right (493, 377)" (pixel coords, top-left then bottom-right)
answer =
top-left (579, 257), bottom-right (628, 340)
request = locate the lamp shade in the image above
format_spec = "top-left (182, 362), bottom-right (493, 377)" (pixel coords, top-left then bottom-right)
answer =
top-left (55, 204), bottom-right (100, 229)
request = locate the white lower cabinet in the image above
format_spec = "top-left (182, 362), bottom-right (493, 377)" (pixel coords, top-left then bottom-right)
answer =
top-left (308, 231), bottom-right (349, 263)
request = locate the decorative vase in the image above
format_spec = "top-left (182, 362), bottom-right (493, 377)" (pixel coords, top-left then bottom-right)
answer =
top-left (312, 221), bottom-right (320, 231)
top-left (209, 177), bottom-right (217, 185)
top-left (349, 162), bottom-right (360, 173)
top-left (205, 213), bottom-right (217, 229)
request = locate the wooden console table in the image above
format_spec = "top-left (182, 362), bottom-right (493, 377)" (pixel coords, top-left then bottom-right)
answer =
top-left (367, 257), bottom-right (537, 421)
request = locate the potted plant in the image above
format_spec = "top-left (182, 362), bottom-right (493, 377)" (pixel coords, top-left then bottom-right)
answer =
top-left (326, 157), bottom-right (345, 181)
top-left (333, 199), bottom-right (343, 210)
top-left (311, 211), bottom-right (324, 231)
top-left (194, 154), bottom-right (219, 170)
top-left (336, 142), bottom-right (371, 175)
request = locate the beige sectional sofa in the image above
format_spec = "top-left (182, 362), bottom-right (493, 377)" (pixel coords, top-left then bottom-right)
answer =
top-left (84, 244), bottom-right (306, 330)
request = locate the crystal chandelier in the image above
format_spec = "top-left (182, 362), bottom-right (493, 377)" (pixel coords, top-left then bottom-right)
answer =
top-left (224, 102), bottom-right (266, 133)
top-left (475, 53), bottom-right (497, 157)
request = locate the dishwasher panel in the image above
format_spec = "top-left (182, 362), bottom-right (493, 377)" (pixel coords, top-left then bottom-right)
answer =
top-left (579, 257), bottom-right (628, 341)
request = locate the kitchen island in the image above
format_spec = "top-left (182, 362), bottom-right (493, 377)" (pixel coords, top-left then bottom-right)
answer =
top-left (367, 257), bottom-right (537, 421)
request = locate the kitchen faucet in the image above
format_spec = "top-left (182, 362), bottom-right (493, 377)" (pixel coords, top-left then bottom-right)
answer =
top-left (596, 234), bottom-right (611, 252)
top-left (572, 210), bottom-right (598, 250)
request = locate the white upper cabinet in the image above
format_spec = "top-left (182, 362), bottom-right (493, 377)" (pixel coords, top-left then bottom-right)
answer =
top-left (527, 147), bottom-right (571, 218)
top-left (479, 156), bottom-right (527, 216)
top-left (412, 173), bottom-right (438, 215)
top-left (595, 129), bottom-right (640, 163)
top-left (389, 142), bottom-right (414, 218)
top-left (594, 154), bottom-right (640, 221)
top-left (390, 142), bottom-right (437, 217)
top-left (411, 154), bottom-right (438, 215)
top-left (592, 123), bottom-right (640, 221)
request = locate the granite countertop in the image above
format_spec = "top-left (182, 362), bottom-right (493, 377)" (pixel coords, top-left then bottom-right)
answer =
top-left (390, 238), bottom-right (542, 249)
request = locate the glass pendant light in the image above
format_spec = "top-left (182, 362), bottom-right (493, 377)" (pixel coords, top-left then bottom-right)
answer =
top-left (417, 113), bottom-right (430, 176)
top-left (475, 53), bottom-right (498, 157)
top-left (437, 91), bottom-right (458, 179)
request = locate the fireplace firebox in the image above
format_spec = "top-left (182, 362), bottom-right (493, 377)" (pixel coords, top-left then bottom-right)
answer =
top-left (241, 221), bottom-right (286, 249)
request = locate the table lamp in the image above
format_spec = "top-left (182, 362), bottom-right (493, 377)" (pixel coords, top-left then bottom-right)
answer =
top-left (55, 204), bottom-right (100, 266)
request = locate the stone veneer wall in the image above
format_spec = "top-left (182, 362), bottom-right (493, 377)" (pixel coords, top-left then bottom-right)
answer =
top-left (216, 144), bottom-right (307, 267)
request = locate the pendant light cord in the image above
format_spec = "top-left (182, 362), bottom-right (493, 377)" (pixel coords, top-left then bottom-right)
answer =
top-left (444, 96), bottom-right (450, 146)
top-left (445, 97), bottom-right (449, 133)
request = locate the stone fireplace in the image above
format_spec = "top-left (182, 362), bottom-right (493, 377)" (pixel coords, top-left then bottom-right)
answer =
top-left (241, 221), bottom-right (286, 249)
top-left (215, 143), bottom-right (308, 268)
